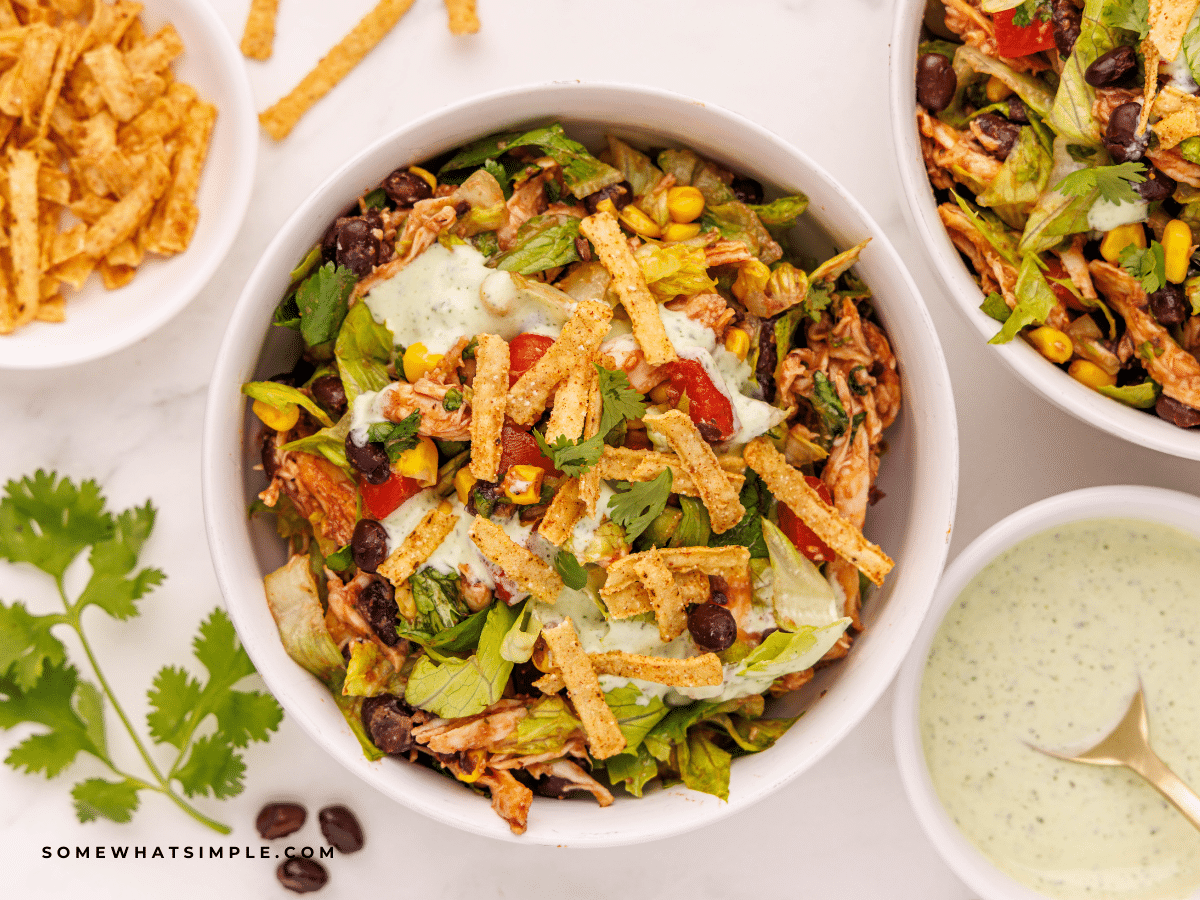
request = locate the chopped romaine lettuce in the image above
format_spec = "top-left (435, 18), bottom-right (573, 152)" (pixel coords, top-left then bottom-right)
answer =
top-left (1048, 0), bottom-right (1123, 146)
top-left (634, 242), bottom-right (716, 300)
top-left (334, 301), bottom-right (393, 406)
top-left (989, 254), bottom-right (1058, 344)
top-left (343, 640), bottom-right (405, 697)
top-left (976, 126), bottom-right (1052, 229)
top-left (492, 214), bottom-right (581, 274)
top-left (762, 519), bottom-right (839, 631)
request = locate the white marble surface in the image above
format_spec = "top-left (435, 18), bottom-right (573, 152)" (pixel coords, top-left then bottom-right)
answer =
top-left (2, 0), bottom-right (1197, 897)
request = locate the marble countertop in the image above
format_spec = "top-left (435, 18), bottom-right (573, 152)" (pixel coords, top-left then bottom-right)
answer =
top-left (3, 0), bottom-right (1197, 897)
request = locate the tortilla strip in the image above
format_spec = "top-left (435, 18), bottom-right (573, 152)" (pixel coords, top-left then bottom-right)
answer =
top-left (143, 98), bottom-right (216, 254)
top-left (589, 650), bottom-right (723, 687)
top-left (596, 445), bottom-right (746, 498)
top-left (259, 0), bottom-right (416, 140)
top-left (628, 547), bottom-right (688, 642)
top-left (1151, 85), bottom-right (1200, 148)
top-left (533, 672), bottom-right (565, 695)
top-left (644, 410), bottom-right (744, 533)
top-left (601, 569), bottom-right (709, 620)
top-left (377, 501), bottom-right (458, 587)
top-left (602, 546), bottom-right (747, 598)
top-left (1149, 0), bottom-right (1200, 62)
top-left (443, 0), bottom-right (480, 34)
top-left (579, 210), bottom-right (677, 366)
top-left (544, 359), bottom-right (593, 443)
top-left (8, 148), bottom-right (40, 328)
top-left (83, 152), bottom-right (170, 259)
top-left (578, 363), bottom-right (604, 516)
top-left (537, 477), bottom-right (584, 546)
top-left (540, 619), bottom-right (625, 759)
top-left (240, 0), bottom-right (279, 61)
top-left (469, 517), bottom-right (563, 604)
top-left (744, 436), bottom-right (893, 586)
top-left (506, 300), bottom-right (611, 425)
top-left (468, 333), bottom-right (509, 482)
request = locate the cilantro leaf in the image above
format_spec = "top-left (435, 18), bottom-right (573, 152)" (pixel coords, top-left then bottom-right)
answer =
top-left (1118, 241), bottom-right (1166, 295)
top-left (554, 550), bottom-right (588, 590)
top-left (607, 470), bottom-right (673, 544)
top-left (0, 601), bottom-right (67, 691)
top-left (366, 411), bottom-right (422, 461)
top-left (145, 665), bottom-right (202, 748)
top-left (174, 734), bottom-right (246, 799)
top-left (76, 503), bottom-right (165, 620)
top-left (0, 471), bottom-right (112, 580)
top-left (710, 471), bottom-right (769, 559)
top-left (73, 777), bottom-right (141, 824)
top-left (295, 262), bottom-right (357, 348)
top-left (1054, 162), bottom-right (1146, 205)
top-left (533, 431), bottom-right (605, 476)
top-left (596, 365), bottom-right (647, 438)
top-left (0, 662), bottom-right (104, 777)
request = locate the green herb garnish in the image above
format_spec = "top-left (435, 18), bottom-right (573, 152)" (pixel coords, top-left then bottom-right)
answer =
top-left (607, 470), bottom-right (674, 545)
top-left (1054, 162), bottom-right (1146, 205)
top-left (533, 431), bottom-right (605, 476)
top-left (366, 411), bottom-right (422, 461)
top-left (554, 550), bottom-right (588, 590)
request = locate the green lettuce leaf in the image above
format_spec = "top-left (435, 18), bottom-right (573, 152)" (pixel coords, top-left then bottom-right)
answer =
top-left (1098, 379), bottom-right (1160, 408)
top-left (279, 413), bottom-right (353, 475)
top-left (603, 743), bottom-right (659, 797)
top-left (607, 135), bottom-right (662, 197)
top-left (954, 44), bottom-right (1055, 121)
top-left (1048, 0), bottom-right (1124, 146)
top-left (976, 126), bottom-right (1052, 229)
top-left (700, 202), bottom-right (781, 264)
top-left (733, 620), bottom-right (851, 684)
top-left (242, 381), bottom-right (333, 428)
top-left (634, 242), bottom-right (716, 300)
top-left (603, 683), bottom-right (669, 751)
top-left (678, 728), bottom-right (732, 801)
top-left (500, 600), bottom-right (541, 664)
top-left (1018, 138), bottom-right (1095, 255)
top-left (670, 496), bottom-right (711, 548)
top-left (989, 254), bottom-right (1058, 344)
top-left (710, 471), bottom-right (769, 559)
top-left (342, 640), bottom-right (405, 697)
top-left (262, 555), bottom-right (346, 690)
top-left (409, 568), bottom-right (470, 635)
top-left (504, 695), bottom-right (581, 755)
top-left (492, 214), bottom-right (581, 274)
top-left (656, 148), bottom-right (737, 205)
top-left (761, 519), bottom-right (839, 630)
top-left (294, 262), bottom-right (357, 349)
top-left (749, 194), bottom-right (808, 228)
top-left (335, 301), bottom-right (393, 406)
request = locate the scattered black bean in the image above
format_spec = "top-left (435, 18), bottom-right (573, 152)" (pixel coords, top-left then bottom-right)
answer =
top-left (361, 694), bottom-right (417, 753)
top-left (731, 175), bottom-right (763, 205)
top-left (1149, 283), bottom-right (1189, 326)
top-left (318, 805), bottom-right (364, 854)
top-left (256, 802), bottom-right (306, 840)
top-left (1104, 102), bottom-right (1148, 162)
top-left (1084, 45), bottom-right (1137, 87)
top-left (972, 113), bottom-right (1021, 159)
top-left (1156, 394), bottom-right (1200, 428)
top-left (1136, 166), bottom-right (1176, 203)
top-left (508, 661), bottom-right (543, 696)
top-left (1052, 0), bottom-right (1082, 56)
top-left (1007, 96), bottom-right (1029, 125)
top-left (334, 218), bottom-right (379, 278)
top-left (710, 589), bottom-right (729, 606)
top-left (351, 519), bottom-right (389, 573)
top-left (358, 577), bottom-right (400, 646)
top-left (344, 434), bottom-right (391, 484)
top-left (277, 858), bottom-right (328, 894)
top-left (582, 180), bottom-right (634, 214)
top-left (687, 603), bottom-right (737, 653)
top-left (756, 317), bottom-right (779, 403)
top-left (382, 169), bottom-right (433, 208)
top-left (915, 52), bottom-right (957, 113)
top-left (534, 775), bottom-right (590, 800)
top-left (309, 375), bottom-right (347, 417)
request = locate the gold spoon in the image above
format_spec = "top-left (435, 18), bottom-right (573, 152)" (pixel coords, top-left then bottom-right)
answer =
top-left (1032, 685), bottom-right (1200, 833)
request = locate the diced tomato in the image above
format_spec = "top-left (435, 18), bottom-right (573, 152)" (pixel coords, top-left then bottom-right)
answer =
top-left (992, 9), bottom-right (1055, 58)
top-left (660, 358), bottom-right (736, 442)
top-left (1043, 259), bottom-right (1082, 310)
top-left (508, 333), bottom-right (555, 387)
top-left (777, 476), bottom-right (836, 564)
top-left (360, 471), bottom-right (423, 520)
top-left (498, 421), bottom-right (559, 477)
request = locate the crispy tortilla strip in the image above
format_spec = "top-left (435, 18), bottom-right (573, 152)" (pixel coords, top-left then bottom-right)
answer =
top-left (644, 410), bottom-right (744, 533)
top-left (377, 501), bottom-right (458, 587)
top-left (577, 367), bottom-right (604, 515)
top-left (258, 0), bottom-right (417, 140)
top-left (444, 0), bottom-right (480, 34)
top-left (1140, 37), bottom-right (1159, 136)
top-left (589, 650), bottom-right (723, 687)
top-left (0, 23), bottom-right (59, 122)
top-left (468, 333), bottom-right (509, 482)
top-left (744, 436), bottom-right (893, 586)
top-left (124, 23), bottom-right (184, 77)
top-left (469, 517), bottom-right (563, 604)
top-left (597, 446), bottom-right (745, 497)
top-left (9, 148), bottom-right (41, 328)
top-left (579, 210), bottom-right (677, 366)
top-left (240, 0), bottom-right (279, 61)
top-left (1151, 85), bottom-right (1200, 148)
top-left (143, 98), bottom-right (215, 254)
top-left (83, 42), bottom-right (141, 121)
top-left (35, 20), bottom-right (79, 139)
top-left (629, 547), bottom-right (688, 642)
top-left (1149, 0), bottom-right (1200, 62)
top-left (507, 300), bottom-right (611, 425)
top-left (537, 477), bottom-right (584, 546)
top-left (601, 569), bottom-right (709, 620)
top-left (545, 359), bottom-right (593, 443)
top-left (34, 294), bottom-right (64, 321)
top-left (118, 79), bottom-right (194, 148)
top-left (540, 619), bottom-right (625, 759)
top-left (83, 151), bottom-right (169, 258)
top-left (0, 254), bottom-right (13, 334)
top-left (533, 671), bottom-right (565, 695)
top-left (602, 546), bottom-right (745, 597)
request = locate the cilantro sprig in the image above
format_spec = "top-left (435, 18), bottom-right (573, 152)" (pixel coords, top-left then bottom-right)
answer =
top-left (1054, 162), bottom-right (1146, 205)
top-left (366, 411), bottom-right (422, 461)
top-left (0, 472), bottom-right (281, 833)
top-left (596, 365), bottom-right (647, 438)
top-left (1118, 240), bottom-right (1166, 295)
top-left (607, 470), bottom-right (674, 544)
top-left (553, 550), bottom-right (588, 591)
top-left (533, 431), bottom-right (605, 476)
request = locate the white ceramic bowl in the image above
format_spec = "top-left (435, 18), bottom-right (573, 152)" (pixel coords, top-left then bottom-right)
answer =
top-left (0, 0), bottom-right (256, 369)
top-left (202, 82), bottom-right (959, 846)
top-left (893, 485), bottom-right (1200, 900)
top-left (890, 0), bottom-right (1200, 461)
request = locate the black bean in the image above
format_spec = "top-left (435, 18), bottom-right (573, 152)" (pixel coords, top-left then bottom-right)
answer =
top-left (358, 578), bottom-right (400, 646)
top-left (1007, 96), bottom-right (1030, 125)
top-left (915, 52), bottom-right (957, 113)
top-left (696, 421), bottom-right (722, 443)
top-left (382, 169), bottom-right (433, 208)
top-left (309, 375), bottom-right (347, 417)
top-left (1052, 0), bottom-right (1082, 56)
top-left (318, 805), bottom-right (364, 853)
top-left (1104, 102), bottom-right (1148, 162)
top-left (582, 180), bottom-right (634, 214)
top-left (277, 858), bottom-right (328, 894)
top-left (508, 661), bottom-right (543, 696)
top-left (1156, 394), bottom-right (1200, 428)
top-left (361, 694), bottom-right (416, 753)
top-left (344, 434), bottom-right (391, 484)
top-left (261, 431), bottom-right (281, 480)
top-left (335, 217), bottom-right (380, 278)
top-left (731, 175), bottom-right (764, 205)
top-left (1084, 45), bottom-right (1137, 87)
top-left (1136, 166), bottom-right (1176, 203)
top-left (972, 113), bottom-right (1021, 159)
top-left (351, 519), bottom-right (389, 573)
top-left (756, 317), bottom-right (779, 403)
top-left (534, 775), bottom-right (590, 799)
top-left (710, 589), bottom-right (729, 606)
top-left (256, 802), bottom-right (306, 840)
top-left (1149, 283), bottom-right (1189, 325)
top-left (687, 603), bottom-right (737, 653)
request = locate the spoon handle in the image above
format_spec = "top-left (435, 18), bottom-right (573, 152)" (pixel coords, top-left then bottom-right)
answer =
top-left (1130, 749), bottom-right (1200, 833)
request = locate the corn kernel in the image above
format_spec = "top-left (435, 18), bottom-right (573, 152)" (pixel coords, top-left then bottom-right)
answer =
top-left (403, 342), bottom-right (443, 382)
top-left (1027, 325), bottom-right (1073, 364)
top-left (454, 467), bottom-right (477, 505)
top-left (618, 204), bottom-right (662, 238)
top-left (595, 198), bottom-right (617, 216)
top-left (667, 186), bottom-right (705, 223)
top-left (985, 75), bottom-right (1012, 103)
top-left (502, 464), bottom-right (545, 504)
top-left (1068, 359), bottom-right (1117, 389)
top-left (409, 165), bottom-right (437, 192)
top-left (1163, 219), bottom-right (1193, 284)
top-left (456, 750), bottom-right (487, 783)
top-left (664, 222), bottom-right (701, 242)
top-left (1099, 223), bottom-right (1146, 262)
top-left (396, 436), bottom-right (439, 486)
top-left (648, 382), bottom-right (672, 405)
top-left (252, 399), bottom-right (299, 432)
top-left (724, 327), bottom-right (751, 361)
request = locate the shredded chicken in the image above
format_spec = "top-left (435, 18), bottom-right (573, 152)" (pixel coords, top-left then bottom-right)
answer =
top-left (325, 572), bottom-right (408, 671)
top-left (918, 109), bottom-right (1003, 194)
top-left (259, 436), bottom-right (358, 547)
top-left (380, 380), bottom-right (473, 441)
top-left (666, 291), bottom-right (735, 339)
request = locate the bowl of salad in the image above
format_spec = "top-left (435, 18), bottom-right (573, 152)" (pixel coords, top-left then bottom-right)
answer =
top-left (202, 82), bottom-right (958, 845)
top-left (892, 0), bottom-right (1200, 458)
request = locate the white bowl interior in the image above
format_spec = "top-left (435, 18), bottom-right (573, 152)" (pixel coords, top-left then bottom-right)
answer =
top-left (889, 0), bottom-right (1200, 461)
top-left (203, 82), bottom-right (959, 846)
top-left (0, 0), bottom-right (257, 369)
top-left (893, 485), bottom-right (1200, 900)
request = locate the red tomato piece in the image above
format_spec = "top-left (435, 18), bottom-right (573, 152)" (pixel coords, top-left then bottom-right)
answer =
top-left (1043, 259), bottom-right (1081, 310)
top-left (360, 471), bottom-right (423, 520)
top-left (507, 333), bottom-right (555, 387)
top-left (777, 476), bottom-right (836, 564)
top-left (497, 421), bottom-right (559, 478)
top-left (992, 9), bottom-right (1055, 58)
top-left (660, 358), bottom-right (736, 442)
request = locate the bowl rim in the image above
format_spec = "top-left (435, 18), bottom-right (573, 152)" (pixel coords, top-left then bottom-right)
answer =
top-left (203, 79), bottom-right (960, 846)
top-left (0, 0), bottom-right (258, 370)
top-left (892, 483), bottom-right (1200, 900)
top-left (887, 0), bottom-right (1200, 461)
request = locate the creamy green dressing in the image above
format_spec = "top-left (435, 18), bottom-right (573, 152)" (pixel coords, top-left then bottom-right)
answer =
top-left (920, 519), bottom-right (1200, 900)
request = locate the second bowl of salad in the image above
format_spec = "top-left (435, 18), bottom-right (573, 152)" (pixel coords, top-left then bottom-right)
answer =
top-left (202, 82), bottom-right (957, 845)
